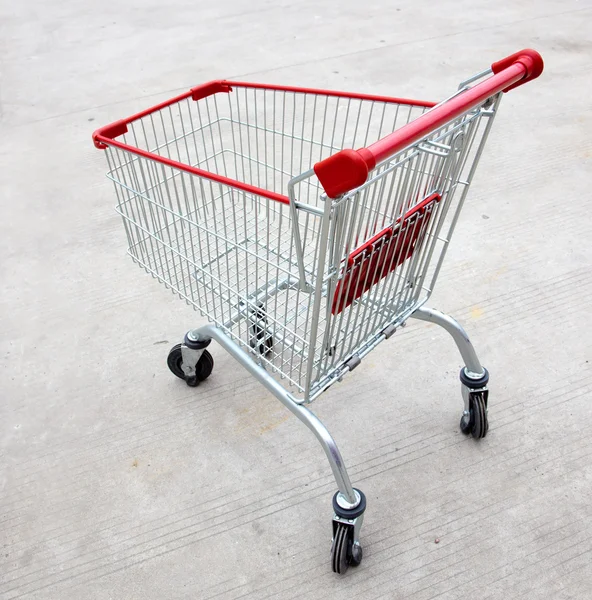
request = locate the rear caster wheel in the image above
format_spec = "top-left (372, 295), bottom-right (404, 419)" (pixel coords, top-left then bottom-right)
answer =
top-left (167, 344), bottom-right (214, 386)
top-left (331, 523), bottom-right (363, 574)
top-left (460, 392), bottom-right (488, 439)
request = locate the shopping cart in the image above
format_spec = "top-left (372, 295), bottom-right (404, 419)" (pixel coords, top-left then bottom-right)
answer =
top-left (93, 49), bottom-right (543, 574)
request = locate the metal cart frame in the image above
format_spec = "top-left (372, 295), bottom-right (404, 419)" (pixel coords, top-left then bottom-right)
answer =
top-left (93, 49), bottom-right (543, 573)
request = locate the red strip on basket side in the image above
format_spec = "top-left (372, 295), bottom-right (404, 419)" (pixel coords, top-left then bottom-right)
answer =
top-left (332, 193), bottom-right (441, 315)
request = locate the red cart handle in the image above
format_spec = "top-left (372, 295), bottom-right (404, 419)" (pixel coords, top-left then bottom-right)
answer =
top-left (314, 49), bottom-right (543, 199)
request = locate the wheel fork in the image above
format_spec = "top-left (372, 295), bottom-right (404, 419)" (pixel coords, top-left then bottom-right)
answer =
top-left (181, 330), bottom-right (211, 379)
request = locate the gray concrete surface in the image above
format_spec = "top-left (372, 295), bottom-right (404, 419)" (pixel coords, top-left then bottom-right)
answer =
top-left (1, 1), bottom-right (591, 598)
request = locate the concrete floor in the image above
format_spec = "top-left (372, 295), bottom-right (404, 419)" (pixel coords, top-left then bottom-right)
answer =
top-left (1, 1), bottom-right (591, 598)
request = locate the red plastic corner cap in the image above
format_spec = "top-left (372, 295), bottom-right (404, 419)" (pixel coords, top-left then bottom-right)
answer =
top-left (190, 80), bottom-right (233, 101)
top-left (491, 49), bottom-right (544, 92)
top-left (92, 119), bottom-right (129, 149)
top-left (314, 149), bottom-right (374, 198)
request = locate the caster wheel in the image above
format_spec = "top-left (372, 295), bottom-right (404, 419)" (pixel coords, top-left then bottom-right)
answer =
top-left (460, 392), bottom-right (488, 439)
top-left (331, 523), bottom-right (363, 574)
top-left (167, 344), bottom-right (214, 385)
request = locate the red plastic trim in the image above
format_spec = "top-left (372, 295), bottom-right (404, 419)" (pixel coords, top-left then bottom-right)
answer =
top-left (491, 49), bottom-right (544, 92)
top-left (190, 80), bottom-right (232, 101)
top-left (96, 136), bottom-right (290, 205)
top-left (315, 49), bottom-right (543, 198)
top-left (396, 191), bottom-right (443, 226)
top-left (313, 149), bottom-right (370, 199)
top-left (347, 225), bottom-right (393, 267)
top-left (92, 80), bottom-right (232, 149)
top-left (332, 193), bottom-right (441, 314)
top-left (93, 120), bottom-right (128, 149)
top-left (93, 80), bottom-right (435, 204)
top-left (92, 80), bottom-right (286, 204)
top-left (222, 80), bottom-right (436, 108)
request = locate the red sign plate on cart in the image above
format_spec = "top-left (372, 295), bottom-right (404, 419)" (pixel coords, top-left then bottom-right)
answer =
top-left (332, 193), bottom-right (441, 315)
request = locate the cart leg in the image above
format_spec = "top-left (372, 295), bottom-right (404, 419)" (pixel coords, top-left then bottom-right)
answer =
top-left (178, 324), bottom-right (366, 573)
top-left (410, 306), bottom-right (490, 439)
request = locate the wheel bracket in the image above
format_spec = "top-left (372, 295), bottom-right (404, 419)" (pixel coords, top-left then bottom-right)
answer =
top-left (180, 345), bottom-right (204, 378)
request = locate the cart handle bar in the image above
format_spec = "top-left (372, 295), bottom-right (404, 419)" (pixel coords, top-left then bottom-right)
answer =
top-left (314, 49), bottom-right (544, 199)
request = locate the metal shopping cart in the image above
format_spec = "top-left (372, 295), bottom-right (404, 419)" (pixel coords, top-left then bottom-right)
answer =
top-left (93, 49), bottom-right (543, 573)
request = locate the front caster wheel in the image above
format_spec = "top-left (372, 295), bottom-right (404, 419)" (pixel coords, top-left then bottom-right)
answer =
top-left (331, 523), bottom-right (363, 574)
top-left (460, 392), bottom-right (488, 439)
top-left (167, 344), bottom-right (214, 385)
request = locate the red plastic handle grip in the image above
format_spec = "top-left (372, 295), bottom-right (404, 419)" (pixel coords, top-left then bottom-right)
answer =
top-left (491, 49), bottom-right (544, 92)
top-left (315, 49), bottom-right (543, 198)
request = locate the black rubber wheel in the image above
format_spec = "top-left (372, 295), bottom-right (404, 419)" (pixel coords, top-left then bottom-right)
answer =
top-left (460, 392), bottom-right (488, 439)
top-left (167, 344), bottom-right (214, 385)
top-left (331, 523), bottom-right (363, 574)
top-left (331, 524), bottom-right (349, 574)
top-left (250, 330), bottom-right (273, 357)
top-left (471, 393), bottom-right (488, 439)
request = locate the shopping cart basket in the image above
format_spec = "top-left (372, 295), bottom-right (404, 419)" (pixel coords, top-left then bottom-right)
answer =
top-left (93, 49), bottom-right (543, 573)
